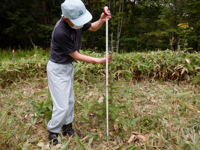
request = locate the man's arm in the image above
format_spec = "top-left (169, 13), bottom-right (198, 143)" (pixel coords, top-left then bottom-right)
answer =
top-left (88, 11), bottom-right (112, 31)
top-left (69, 51), bottom-right (112, 63)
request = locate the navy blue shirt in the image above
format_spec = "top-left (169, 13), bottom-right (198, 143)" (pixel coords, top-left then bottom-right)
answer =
top-left (49, 17), bottom-right (91, 64)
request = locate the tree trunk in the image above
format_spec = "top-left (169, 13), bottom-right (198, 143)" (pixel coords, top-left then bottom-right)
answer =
top-left (131, 0), bottom-right (136, 37)
top-left (116, 0), bottom-right (124, 53)
top-left (28, 34), bottom-right (35, 47)
top-left (113, 0), bottom-right (116, 16)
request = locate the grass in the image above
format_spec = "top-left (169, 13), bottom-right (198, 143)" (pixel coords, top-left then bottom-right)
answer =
top-left (0, 76), bottom-right (200, 149)
top-left (1, 49), bottom-right (200, 87)
top-left (0, 48), bottom-right (200, 149)
top-left (0, 46), bottom-right (50, 61)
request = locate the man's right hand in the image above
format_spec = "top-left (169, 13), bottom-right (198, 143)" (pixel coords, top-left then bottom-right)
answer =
top-left (98, 55), bottom-right (112, 63)
top-left (69, 51), bottom-right (112, 64)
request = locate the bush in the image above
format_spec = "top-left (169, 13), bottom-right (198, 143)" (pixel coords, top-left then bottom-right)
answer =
top-left (1, 49), bottom-right (200, 87)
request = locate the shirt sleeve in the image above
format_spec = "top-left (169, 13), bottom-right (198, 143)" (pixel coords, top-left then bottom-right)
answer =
top-left (82, 22), bottom-right (91, 31)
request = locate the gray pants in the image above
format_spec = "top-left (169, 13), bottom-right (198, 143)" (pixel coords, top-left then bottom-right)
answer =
top-left (47, 60), bottom-right (75, 133)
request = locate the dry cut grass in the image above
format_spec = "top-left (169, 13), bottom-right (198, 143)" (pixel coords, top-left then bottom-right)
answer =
top-left (0, 77), bottom-right (200, 149)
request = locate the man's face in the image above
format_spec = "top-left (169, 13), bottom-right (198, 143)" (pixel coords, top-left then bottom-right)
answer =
top-left (63, 17), bottom-right (83, 29)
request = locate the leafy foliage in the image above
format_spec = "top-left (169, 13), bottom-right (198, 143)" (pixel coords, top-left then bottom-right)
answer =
top-left (1, 49), bottom-right (200, 88)
top-left (1, 0), bottom-right (200, 52)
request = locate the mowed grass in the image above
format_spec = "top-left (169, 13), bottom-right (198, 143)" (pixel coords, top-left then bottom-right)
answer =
top-left (0, 75), bottom-right (200, 149)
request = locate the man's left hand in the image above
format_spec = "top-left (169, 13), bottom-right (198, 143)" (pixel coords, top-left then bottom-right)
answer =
top-left (100, 11), bottom-right (112, 22)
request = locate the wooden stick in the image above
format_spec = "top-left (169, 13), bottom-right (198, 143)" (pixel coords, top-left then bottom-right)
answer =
top-left (12, 49), bottom-right (15, 64)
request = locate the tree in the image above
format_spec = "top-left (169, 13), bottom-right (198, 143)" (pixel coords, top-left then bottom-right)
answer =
top-left (0, 0), bottom-right (199, 52)
top-left (116, 0), bottom-right (125, 53)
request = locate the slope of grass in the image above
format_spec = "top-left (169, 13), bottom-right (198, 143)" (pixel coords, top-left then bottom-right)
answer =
top-left (1, 49), bottom-right (200, 88)
top-left (0, 49), bottom-right (200, 149)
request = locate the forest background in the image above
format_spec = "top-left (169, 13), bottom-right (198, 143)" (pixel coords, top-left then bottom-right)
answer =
top-left (0, 0), bottom-right (200, 52)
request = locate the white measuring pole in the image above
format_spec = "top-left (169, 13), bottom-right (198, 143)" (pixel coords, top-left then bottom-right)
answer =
top-left (104, 6), bottom-right (109, 136)
top-left (106, 15), bottom-right (109, 136)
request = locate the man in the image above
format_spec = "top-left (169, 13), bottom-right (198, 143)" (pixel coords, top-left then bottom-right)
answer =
top-left (47, 0), bottom-right (112, 146)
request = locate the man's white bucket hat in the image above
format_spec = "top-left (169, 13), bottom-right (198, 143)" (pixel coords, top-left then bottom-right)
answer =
top-left (61, 0), bottom-right (92, 26)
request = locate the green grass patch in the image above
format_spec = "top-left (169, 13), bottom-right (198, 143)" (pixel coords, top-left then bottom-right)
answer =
top-left (1, 49), bottom-right (200, 88)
